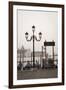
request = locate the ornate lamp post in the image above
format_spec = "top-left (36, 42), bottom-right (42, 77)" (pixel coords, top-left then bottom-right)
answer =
top-left (25, 25), bottom-right (42, 68)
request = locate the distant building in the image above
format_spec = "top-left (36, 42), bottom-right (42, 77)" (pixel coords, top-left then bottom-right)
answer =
top-left (17, 47), bottom-right (48, 67)
top-left (17, 46), bottom-right (31, 67)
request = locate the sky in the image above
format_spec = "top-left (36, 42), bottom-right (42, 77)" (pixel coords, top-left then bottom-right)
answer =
top-left (17, 9), bottom-right (58, 55)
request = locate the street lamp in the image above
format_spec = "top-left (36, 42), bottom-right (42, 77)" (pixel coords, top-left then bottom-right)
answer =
top-left (25, 25), bottom-right (42, 68)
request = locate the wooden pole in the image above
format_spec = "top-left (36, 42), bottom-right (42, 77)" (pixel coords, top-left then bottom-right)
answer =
top-left (45, 40), bottom-right (46, 60)
top-left (52, 40), bottom-right (54, 65)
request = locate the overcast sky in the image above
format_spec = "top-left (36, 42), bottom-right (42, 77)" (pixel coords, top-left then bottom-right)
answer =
top-left (17, 9), bottom-right (58, 55)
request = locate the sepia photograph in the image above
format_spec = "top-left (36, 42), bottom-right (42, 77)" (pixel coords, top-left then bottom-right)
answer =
top-left (9, 2), bottom-right (64, 88)
top-left (17, 9), bottom-right (58, 80)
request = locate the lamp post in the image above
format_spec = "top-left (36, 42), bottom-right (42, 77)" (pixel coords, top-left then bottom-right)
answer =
top-left (25, 25), bottom-right (42, 68)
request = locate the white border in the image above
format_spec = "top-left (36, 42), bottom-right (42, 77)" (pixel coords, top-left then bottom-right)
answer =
top-left (13, 5), bottom-right (62, 85)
